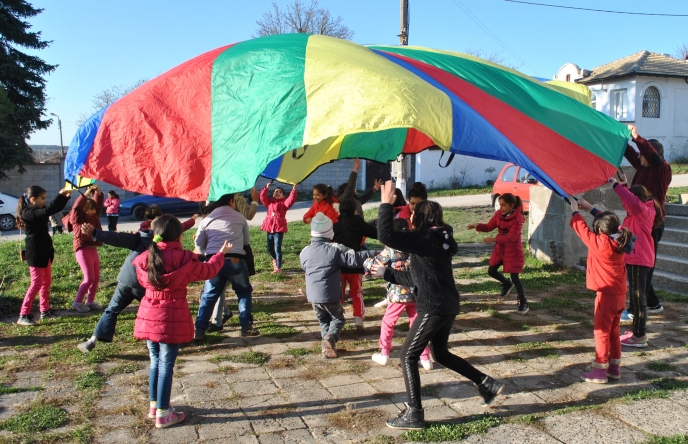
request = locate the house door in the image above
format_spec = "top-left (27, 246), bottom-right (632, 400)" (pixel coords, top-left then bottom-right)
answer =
top-left (366, 160), bottom-right (392, 187)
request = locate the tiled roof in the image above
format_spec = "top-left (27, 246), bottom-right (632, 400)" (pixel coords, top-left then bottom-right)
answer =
top-left (577, 50), bottom-right (688, 84)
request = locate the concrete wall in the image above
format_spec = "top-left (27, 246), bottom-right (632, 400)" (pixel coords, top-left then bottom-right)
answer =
top-left (414, 150), bottom-right (506, 188)
top-left (528, 167), bottom-right (637, 267)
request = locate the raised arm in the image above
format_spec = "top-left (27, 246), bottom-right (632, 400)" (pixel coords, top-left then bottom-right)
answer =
top-left (259, 186), bottom-right (271, 207)
top-left (474, 213), bottom-right (498, 233)
top-left (284, 186), bottom-right (298, 209)
top-left (569, 212), bottom-right (598, 250)
top-left (613, 181), bottom-right (645, 216)
top-left (93, 229), bottom-right (143, 250)
top-left (23, 192), bottom-right (70, 222)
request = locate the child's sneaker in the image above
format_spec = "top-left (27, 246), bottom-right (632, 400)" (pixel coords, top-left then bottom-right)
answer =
top-left (86, 302), bottom-right (103, 311)
top-left (148, 402), bottom-right (157, 419)
top-left (477, 376), bottom-right (504, 406)
top-left (272, 267), bottom-right (282, 274)
top-left (374, 299), bottom-right (389, 308)
top-left (620, 310), bottom-right (633, 322)
top-left (322, 335), bottom-right (337, 359)
top-left (17, 315), bottom-right (36, 326)
top-left (420, 359), bottom-right (434, 370)
top-left (40, 309), bottom-right (58, 321)
top-left (372, 352), bottom-right (388, 366)
top-left (621, 334), bottom-right (648, 347)
top-left (500, 280), bottom-right (515, 297)
top-left (354, 316), bottom-right (365, 332)
top-left (155, 407), bottom-right (185, 428)
top-left (607, 358), bottom-right (621, 380)
top-left (516, 301), bottom-right (529, 314)
top-left (581, 362), bottom-right (608, 384)
top-left (77, 339), bottom-right (96, 353)
top-left (647, 304), bottom-right (663, 314)
top-left (72, 302), bottom-right (90, 313)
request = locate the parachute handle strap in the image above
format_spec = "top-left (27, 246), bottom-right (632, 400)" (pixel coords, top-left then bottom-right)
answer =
top-left (292, 145), bottom-right (308, 159)
top-left (439, 151), bottom-right (455, 168)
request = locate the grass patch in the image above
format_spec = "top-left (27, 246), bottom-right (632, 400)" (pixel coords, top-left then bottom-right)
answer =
top-left (651, 378), bottom-right (688, 391)
top-left (513, 341), bottom-right (558, 359)
top-left (75, 370), bottom-right (105, 391)
top-left (0, 405), bottom-right (68, 433)
top-left (666, 186), bottom-right (688, 203)
top-left (284, 347), bottom-right (317, 358)
top-left (655, 289), bottom-right (688, 303)
top-left (487, 308), bottom-right (512, 321)
top-left (647, 361), bottom-right (677, 372)
top-left (327, 406), bottom-right (386, 431)
top-left (0, 385), bottom-right (42, 395)
top-left (225, 351), bottom-right (269, 366)
top-left (427, 185), bottom-right (492, 198)
top-left (621, 389), bottom-right (670, 401)
top-left (258, 322), bottom-right (299, 338)
top-left (529, 297), bottom-right (583, 311)
top-left (645, 434), bottom-right (688, 444)
top-left (402, 415), bottom-right (501, 441)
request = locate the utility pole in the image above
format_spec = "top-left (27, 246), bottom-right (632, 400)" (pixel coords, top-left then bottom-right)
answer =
top-left (50, 112), bottom-right (65, 186)
top-left (393, 0), bottom-right (410, 197)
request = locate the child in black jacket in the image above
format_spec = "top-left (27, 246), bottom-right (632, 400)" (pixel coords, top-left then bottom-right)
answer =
top-left (370, 181), bottom-right (504, 431)
top-left (16, 186), bottom-right (71, 325)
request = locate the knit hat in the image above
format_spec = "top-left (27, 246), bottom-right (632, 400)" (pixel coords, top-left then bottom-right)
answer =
top-left (311, 212), bottom-right (334, 239)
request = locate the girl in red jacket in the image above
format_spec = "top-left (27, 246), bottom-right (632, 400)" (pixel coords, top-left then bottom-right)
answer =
top-left (70, 185), bottom-right (104, 313)
top-left (133, 215), bottom-right (230, 428)
top-left (468, 193), bottom-right (529, 313)
top-left (570, 200), bottom-right (634, 383)
top-left (610, 176), bottom-right (662, 348)
top-left (303, 183), bottom-right (338, 224)
top-left (104, 190), bottom-right (120, 232)
top-left (260, 182), bottom-right (298, 273)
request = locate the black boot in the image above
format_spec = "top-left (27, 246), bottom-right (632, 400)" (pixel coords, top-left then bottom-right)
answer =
top-left (478, 376), bottom-right (504, 406)
top-left (500, 280), bottom-right (515, 297)
top-left (386, 402), bottom-right (425, 430)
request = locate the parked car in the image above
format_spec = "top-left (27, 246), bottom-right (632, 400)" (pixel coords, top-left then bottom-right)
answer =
top-left (0, 192), bottom-right (19, 231)
top-left (491, 163), bottom-right (538, 212)
top-left (119, 195), bottom-right (201, 221)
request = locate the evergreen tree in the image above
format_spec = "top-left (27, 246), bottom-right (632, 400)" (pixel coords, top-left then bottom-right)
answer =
top-left (0, 0), bottom-right (56, 178)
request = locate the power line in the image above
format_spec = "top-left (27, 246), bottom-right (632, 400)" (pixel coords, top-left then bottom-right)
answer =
top-left (448, 0), bottom-right (544, 77)
top-left (504, 0), bottom-right (688, 17)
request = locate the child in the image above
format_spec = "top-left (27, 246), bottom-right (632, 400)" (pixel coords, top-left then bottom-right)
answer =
top-left (610, 176), bottom-right (661, 347)
top-left (467, 193), bottom-right (529, 314)
top-left (300, 212), bottom-right (375, 358)
top-left (570, 199), bottom-right (634, 383)
top-left (371, 181), bottom-right (503, 430)
top-left (365, 218), bottom-right (433, 370)
top-left (303, 184), bottom-right (338, 224)
top-left (16, 186), bottom-right (72, 325)
top-left (336, 158), bottom-right (381, 219)
top-left (333, 200), bottom-right (378, 331)
top-left (133, 215), bottom-right (231, 428)
top-left (70, 185), bottom-right (104, 313)
top-left (139, 205), bottom-right (162, 232)
top-left (104, 190), bottom-right (120, 231)
top-left (395, 182), bottom-right (427, 226)
top-left (49, 211), bottom-right (64, 235)
top-left (260, 182), bottom-right (298, 273)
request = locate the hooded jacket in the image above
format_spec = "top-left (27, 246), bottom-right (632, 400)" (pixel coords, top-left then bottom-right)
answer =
top-left (260, 187), bottom-right (298, 233)
top-left (70, 192), bottom-right (104, 252)
top-left (333, 213), bottom-right (378, 274)
top-left (303, 199), bottom-right (339, 224)
top-left (624, 136), bottom-right (672, 218)
top-left (20, 193), bottom-right (70, 268)
top-left (613, 183), bottom-right (656, 268)
top-left (104, 197), bottom-right (120, 215)
top-left (475, 209), bottom-right (525, 273)
top-left (570, 212), bottom-right (627, 295)
top-left (133, 241), bottom-right (224, 344)
top-left (300, 238), bottom-right (375, 304)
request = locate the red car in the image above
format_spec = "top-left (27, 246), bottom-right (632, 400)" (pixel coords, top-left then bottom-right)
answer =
top-left (491, 163), bottom-right (538, 212)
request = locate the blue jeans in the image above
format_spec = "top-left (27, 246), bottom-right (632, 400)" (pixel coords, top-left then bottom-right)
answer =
top-left (94, 283), bottom-right (145, 342)
top-left (196, 258), bottom-right (253, 330)
top-left (267, 232), bottom-right (284, 268)
top-left (147, 341), bottom-right (179, 410)
top-left (312, 302), bottom-right (345, 342)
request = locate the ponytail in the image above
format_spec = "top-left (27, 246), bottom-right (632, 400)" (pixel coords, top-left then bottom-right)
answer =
top-left (16, 186), bottom-right (46, 229)
top-left (593, 211), bottom-right (633, 254)
top-left (614, 227), bottom-right (634, 254)
top-left (146, 214), bottom-right (183, 289)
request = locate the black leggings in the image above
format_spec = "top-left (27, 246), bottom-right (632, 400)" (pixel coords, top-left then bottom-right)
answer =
top-left (401, 313), bottom-right (486, 409)
top-left (107, 216), bottom-right (118, 232)
top-left (627, 264), bottom-right (650, 337)
top-left (646, 223), bottom-right (664, 308)
top-left (487, 265), bottom-right (526, 302)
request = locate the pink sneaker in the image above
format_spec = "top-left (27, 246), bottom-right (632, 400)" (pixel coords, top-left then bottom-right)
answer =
top-left (155, 408), bottom-right (185, 428)
top-left (581, 362), bottom-right (608, 384)
top-left (620, 330), bottom-right (634, 340)
top-left (607, 358), bottom-right (621, 380)
top-left (621, 334), bottom-right (648, 347)
top-left (148, 403), bottom-right (156, 419)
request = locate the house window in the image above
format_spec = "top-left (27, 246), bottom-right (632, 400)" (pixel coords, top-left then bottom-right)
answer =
top-left (591, 92), bottom-right (597, 110)
top-left (642, 86), bottom-right (660, 118)
top-left (613, 90), bottom-right (628, 120)
top-left (565, 74), bottom-right (571, 82)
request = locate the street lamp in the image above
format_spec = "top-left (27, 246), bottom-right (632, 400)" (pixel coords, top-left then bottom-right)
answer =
top-left (49, 113), bottom-right (64, 158)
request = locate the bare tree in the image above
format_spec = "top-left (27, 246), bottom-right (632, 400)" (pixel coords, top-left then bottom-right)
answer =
top-left (256, 0), bottom-right (353, 39)
top-left (76, 79), bottom-right (148, 126)
top-left (674, 43), bottom-right (688, 60)
top-left (462, 41), bottom-right (523, 70)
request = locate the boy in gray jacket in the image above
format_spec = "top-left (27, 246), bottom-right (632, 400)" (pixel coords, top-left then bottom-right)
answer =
top-left (300, 212), bottom-right (376, 358)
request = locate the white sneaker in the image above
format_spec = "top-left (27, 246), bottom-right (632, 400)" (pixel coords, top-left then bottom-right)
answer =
top-left (72, 302), bottom-right (90, 313)
top-left (372, 353), bottom-right (389, 366)
top-left (420, 360), bottom-right (434, 370)
top-left (86, 302), bottom-right (103, 311)
top-left (354, 316), bottom-right (365, 332)
top-left (374, 299), bottom-right (389, 308)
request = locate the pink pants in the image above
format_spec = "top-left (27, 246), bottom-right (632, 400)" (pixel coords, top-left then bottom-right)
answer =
top-left (341, 273), bottom-right (364, 318)
top-left (380, 301), bottom-right (431, 361)
top-left (20, 262), bottom-right (52, 316)
top-left (75, 247), bottom-right (100, 304)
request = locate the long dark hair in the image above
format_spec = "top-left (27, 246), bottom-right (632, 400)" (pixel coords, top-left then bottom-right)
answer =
top-left (16, 186), bottom-right (46, 229)
top-left (499, 193), bottom-right (523, 213)
top-left (412, 200), bottom-right (445, 232)
top-left (393, 188), bottom-right (407, 207)
top-left (147, 215), bottom-right (183, 289)
top-left (593, 211), bottom-right (633, 254)
top-left (629, 185), bottom-right (663, 228)
top-left (108, 190), bottom-right (119, 199)
top-left (313, 183), bottom-right (335, 204)
top-left (144, 205), bottom-right (162, 221)
top-left (408, 182), bottom-right (428, 200)
top-left (206, 193), bottom-right (235, 215)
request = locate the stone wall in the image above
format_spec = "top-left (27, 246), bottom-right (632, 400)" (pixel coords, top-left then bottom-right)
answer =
top-left (528, 167), bottom-right (636, 267)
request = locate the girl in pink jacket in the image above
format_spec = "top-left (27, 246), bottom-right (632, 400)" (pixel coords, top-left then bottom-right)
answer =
top-left (133, 215), bottom-right (230, 428)
top-left (610, 177), bottom-right (662, 348)
top-left (260, 183), bottom-right (298, 273)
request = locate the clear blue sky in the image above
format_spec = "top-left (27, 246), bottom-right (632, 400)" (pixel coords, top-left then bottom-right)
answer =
top-left (24, 0), bottom-right (686, 146)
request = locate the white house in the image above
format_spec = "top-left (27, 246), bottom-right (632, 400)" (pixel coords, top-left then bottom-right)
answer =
top-left (556, 51), bottom-right (688, 160)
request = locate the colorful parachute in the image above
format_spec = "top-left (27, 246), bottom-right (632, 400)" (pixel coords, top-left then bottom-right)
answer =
top-left (65, 33), bottom-right (629, 201)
